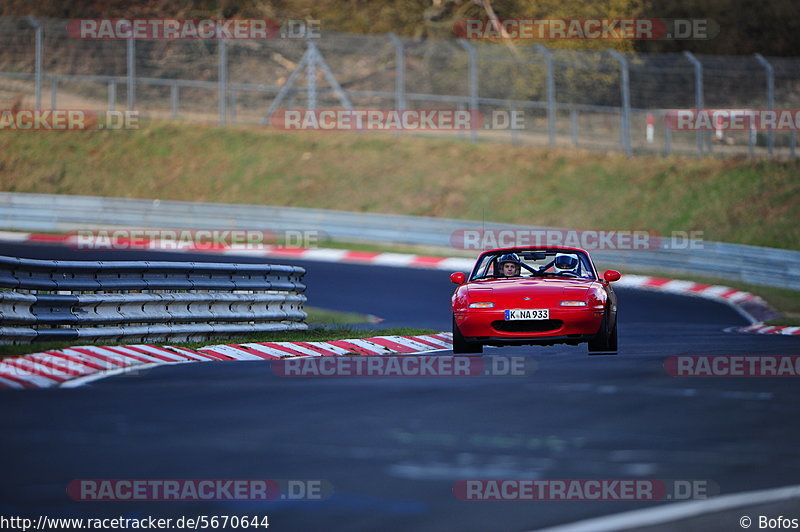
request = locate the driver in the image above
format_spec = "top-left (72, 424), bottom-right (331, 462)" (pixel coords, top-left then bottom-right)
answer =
top-left (497, 253), bottom-right (522, 277)
top-left (553, 253), bottom-right (579, 276)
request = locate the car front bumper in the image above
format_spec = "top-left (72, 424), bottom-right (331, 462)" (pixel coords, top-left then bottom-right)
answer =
top-left (454, 307), bottom-right (604, 342)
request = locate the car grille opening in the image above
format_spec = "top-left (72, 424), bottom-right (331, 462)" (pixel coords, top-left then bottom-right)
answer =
top-left (491, 319), bottom-right (563, 333)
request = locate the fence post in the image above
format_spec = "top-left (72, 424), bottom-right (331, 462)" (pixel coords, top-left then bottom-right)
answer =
top-left (457, 39), bottom-right (478, 143)
top-left (683, 51), bottom-right (704, 156)
top-left (457, 102), bottom-right (466, 140)
top-left (50, 78), bottom-right (57, 109)
top-left (535, 44), bottom-right (556, 147)
top-left (261, 45), bottom-right (312, 124)
top-left (510, 106), bottom-right (519, 145)
top-left (27, 16), bottom-right (42, 110)
top-left (108, 81), bottom-right (116, 112)
top-left (170, 83), bottom-right (178, 118)
top-left (218, 34), bottom-right (227, 126)
top-left (388, 34), bottom-right (406, 111)
top-left (608, 50), bottom-right (632, 156)
top-left (307, 41), bottom-right (317, 111)
top-left (126, 36), bottom-right (135, 111)
top-left (664, 114), bottom-right (672, 156)
top-left (312, 41), bottom-right (353, 111)
top-left (754, 53), bottom-right (774, 157)
top-left (570, 108), bottom-right (579, 146)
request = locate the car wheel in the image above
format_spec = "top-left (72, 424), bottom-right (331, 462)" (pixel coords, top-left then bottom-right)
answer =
top-left (452, 316), bottom-right (482, 354)
top-left (588, 313), bottom-right (618, 355)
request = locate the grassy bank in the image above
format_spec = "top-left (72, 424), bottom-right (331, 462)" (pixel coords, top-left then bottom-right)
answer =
top-left (1, 122), bottom-right (798, 250)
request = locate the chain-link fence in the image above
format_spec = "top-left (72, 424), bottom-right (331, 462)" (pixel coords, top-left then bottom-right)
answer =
top-left (2, 17), bottom-right (799, 157)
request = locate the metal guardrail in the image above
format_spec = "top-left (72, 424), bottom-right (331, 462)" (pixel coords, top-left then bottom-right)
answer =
top-left (0, 253), bottom-right (307, 344)
top-left (0, 192), bottom-right (798, 291)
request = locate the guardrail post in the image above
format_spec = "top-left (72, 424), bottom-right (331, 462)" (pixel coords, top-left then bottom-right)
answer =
top-left (536, 44), bottom-right (556, 147)
top-left (388, 33), bottom-right (406, 111)
top-left (126, 36), bottom-right (135, 111)
top-left (683, 51), bottom-right (704, 156)
top-left (457, 39), bottom-right (479, 143)
top-left (27, 16), bottom-right (42, 110)
top-left (608, 50), bottom-right (632, 156)
top-left (218, 33), bottom-right (228, 126)
top-left (754, 53), bottom-right (774, 157)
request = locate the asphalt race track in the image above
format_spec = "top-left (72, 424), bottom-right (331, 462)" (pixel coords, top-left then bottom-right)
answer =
top-left (2, 242), bottom-right (800, 531)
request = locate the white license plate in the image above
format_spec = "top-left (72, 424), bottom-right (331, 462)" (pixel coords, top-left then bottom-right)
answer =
top-left (505, 309), bottom-right (549, 320)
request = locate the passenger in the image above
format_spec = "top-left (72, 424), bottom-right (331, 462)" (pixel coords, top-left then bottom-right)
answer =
top-left (553, 253), bottom-right (580, 276)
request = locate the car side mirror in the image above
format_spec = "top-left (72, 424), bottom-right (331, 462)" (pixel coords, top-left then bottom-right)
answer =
top-left (603, 270), bottom-right (621, 282)
top-left (450, 272), bottom-right (467, 284)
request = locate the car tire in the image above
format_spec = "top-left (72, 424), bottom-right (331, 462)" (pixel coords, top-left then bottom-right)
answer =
top-left (607, 314), bottom-right (618, 351)
top-left (587, 313), bottom-right (618, 355)
top-left (452, 316), bottom-right (482, 354)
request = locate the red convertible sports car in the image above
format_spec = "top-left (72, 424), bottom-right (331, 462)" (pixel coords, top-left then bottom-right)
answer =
top-left (450, 246), bottom-right (620, 355)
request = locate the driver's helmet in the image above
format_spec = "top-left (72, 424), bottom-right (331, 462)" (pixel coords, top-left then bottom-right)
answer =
top-left (496, 253), bottom-right (521, 276)
top-left (497, 253), bottom-right (521, 266)
top-left (553, 253), bottom-right (579, 274)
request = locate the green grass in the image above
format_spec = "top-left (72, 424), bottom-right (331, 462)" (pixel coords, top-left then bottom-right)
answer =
top-left (0, 326), bottom-right (438, 359)
top-left (2, 120), bottom-right (797, 327)
top-left (305, 305), bottom-right (377, 325)
top-left (1, 122), bottom-right (798, 250)
top-left (764, 318), bottom-right (800, 327)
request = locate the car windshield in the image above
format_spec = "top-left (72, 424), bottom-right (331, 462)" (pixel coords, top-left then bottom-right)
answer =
top-left (471, 250), bottom-right (596, 281)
